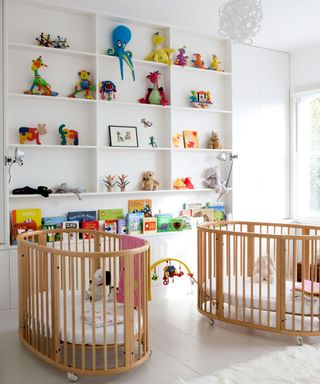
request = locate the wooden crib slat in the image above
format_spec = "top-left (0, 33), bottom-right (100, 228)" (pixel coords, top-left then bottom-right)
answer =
top-left (81, 255), bottom-right (86, 371)
top-left (137, 252), bottom-right (142, 359)
top-left (91, 258), bottom-right (96, 372)
top-left (35, 247), bottom-right (40, 351)
top-left (242, 235), bottom-right (246, 323)
top-left (292, 239), bottom-right (296, 331)
top-left (259, 237), bottom-right (262, 326)
top-left (102, 256), bottom-right (107, 370)
top-left (267, 237), bottom-right (271, 328)
top-left (227, 234), bottom-right (231, 319)
top-left (62, 255), bottom-right (67, 366)
top-left (234, 235), bottom-right (238, 321)
top-left (70, 255), bottom-right (76, 368)
top-left (113, 254), bottom-right (118, 369)
top-left (31, 245), bottom-right (36, 348)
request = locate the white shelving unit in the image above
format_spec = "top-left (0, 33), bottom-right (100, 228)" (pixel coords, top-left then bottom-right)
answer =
top-left (3, 0), bottom-right (233, 245)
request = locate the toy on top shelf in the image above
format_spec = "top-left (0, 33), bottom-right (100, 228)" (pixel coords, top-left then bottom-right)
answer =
top-left (141, 171), bottom-right (160, 191)
top-left (12, 185), bottom-right (52, 197)
top-left (19, 123), bottom-right (47, 145)
top-left (117, 174), bottom-right (130, 192)
top-left (208, 131), bottom-right (222, 149)
top-left (175, 46), bottom-right (189, 67)
top-left (208, 54), bottom-right (224, 72)
top-left (191, 53), bottom-right (205, 69)
top-left (149, 136), bottom-right (158, 148)
top-left (58, 124), bottom-right (79, 145)
top-left (24, 56), bottom-right (58, 97)
top-left (68, 70), bottom-right (96, 99)
top-left (103, 175), bottom-right (116, 192)
top-left (189, 90), bottom-right (212, 109)
top-left (172, 133), bottom-right (183, 148)
top-left (99, 80), bottom-right (116, 101)
top-left (36, 33), bottom-right (53, 47)
top-left (144, 32), bottom-right (176, 65)
top-left (52, 182), bottom-right (86, 200)
top-left (139, 71), bottom-right (168, 106)
top-left (204, 167), bottom-right (226, 193)
top-left (52, 35), bottom-right (70, 49)
top-left (182, 177), bottom-right (194, 189)
top-left (106, 25), bottom-right (135, 81)
top-left (173, 177), bottom-right (194, 190)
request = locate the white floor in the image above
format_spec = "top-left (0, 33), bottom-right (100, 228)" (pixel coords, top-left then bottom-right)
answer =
top-left (1, 280), bottom-right (320, 384)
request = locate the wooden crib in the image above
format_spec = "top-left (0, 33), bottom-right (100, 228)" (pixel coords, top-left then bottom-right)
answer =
top-left (197, 221), bottom-right (320, 344)
top-left (17, 229), bottom-right (150, 381)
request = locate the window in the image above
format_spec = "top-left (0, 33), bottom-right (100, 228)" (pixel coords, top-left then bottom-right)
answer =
top-left (293, 92), bottom-right (320, 220)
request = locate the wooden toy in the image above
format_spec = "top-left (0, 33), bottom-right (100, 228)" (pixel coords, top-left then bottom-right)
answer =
top-left (103, 175), bottom-right (117, 192)
top-left (36, 33), bottom-right (53, 47)
top-left (19, 123), bottom-right (47, 145)
top-left (208, 54), bottom-right (224, 71)
top-left (52, 35), bottom-right (70, 49)
top-left (149, 136), bottom-right (158, 148)
top-left (189, 90), bottom-right (213, 109)
top-left (68, 70), bottom-right (96, 99)
top-left (117, 174), bottom-right (130, 192)
top-left (139, 71), bottom-right (168, 106)
top-left (24, 56), bottom-right (58, 97)
top-left (58, 124), bottom-right (79, 145)
top-left (106, 25), bottom-right (135, 81)
top-left (175, 46), bottom-right (188, 67)
top-left (144, 32), bottom-right (176, 65)
top-left (99, 80), bottom-right (116, 100)
top-left (191, 53), bottom-right (205, 69)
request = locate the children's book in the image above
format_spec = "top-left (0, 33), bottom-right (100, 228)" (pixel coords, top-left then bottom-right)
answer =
top-left (62, 221), bottom-right (79, 240)
top-left (171, 218), bottom-right (184, 231)
top-left (192, 208), bottom-right (215, 222)
top-left (127, 212), bottom-right (144, 234)
top-left (67, 210), bottom-right (96, 223)
top-left (183, 130), bottom-right (199, 149)
top-left (11, 208), bottom-right (42, 244)
top-left (98, 209), bottom-right (124, 221)
top-left (207, 205), bottom-right (226, 221)
top-left (156, 214), bottom-right (172, 232)
top-left (117, 218), bottom-right (127, 234)
top-left (42, 224), bottom-right (59, 242)
top-left (128, 199), bottom-right (152, 217)
top-left (82, 220), bottom-right (99, 239)
top-left (104, 220), bottom-right (117, 234)
top-left (42, 216), bottom-right (66, 226)
top-left (143, 217), bottom-right (157, 234)
top-left (181, 216), bottom-right (193, 230)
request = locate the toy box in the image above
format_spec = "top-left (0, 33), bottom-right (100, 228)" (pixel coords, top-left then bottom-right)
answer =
top-left (11, 208), bottom-right (42, 244)
top-left (127, 212), bottom-right (144, 234)
top-left (156, 214), bottom-right (172, 232)
top-left (98, 209), bottom-right (124, 221)
top-left (143, 217), bottom-right (157, 234)
top-left (104, 220), bottom-right (117, 234)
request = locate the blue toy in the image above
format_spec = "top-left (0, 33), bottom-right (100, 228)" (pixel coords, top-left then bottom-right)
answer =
top-left (106, 25), bottom-right (135, 81)
top-left (99, 80), bottom-right (117, 101)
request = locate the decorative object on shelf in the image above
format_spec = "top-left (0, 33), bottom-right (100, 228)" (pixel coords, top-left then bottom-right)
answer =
top-left (116, 174), bottom-right (130, 192)
top-left (182, 177), bottom-right (194, 189)
top-left (172, 133), bottom-right (183, 148)
top-left (19, 123), bottom-right (47, 145)
top-left (109, 125), bottom-right (138, 147)
top-left (140, 171), bottom-right (160, 191)
top-left (24, 56), bottom-right (58, 97)
top-left (52, 35), bottom-right (70, 49)
top-left (99, 80), bottom-right (116, 101)
top-left (12, 185), bottom-right (52, 198)
top-left (58, 124), bottom-right (79, 145)
top-left (4, 147), bottom-right (24, 183)
top-left (183, 130), bottom-right (199, 148)
top-left (191, 53), bottom-right (205, 69)
top-left (218, 0), bottom-right (263, 44)
top-left (36, 33), bottom-right (53, 47)
top-left (68, 70), bottom-right (96, 99)
top-left (216, 152), bottom-right (238, 201)
top-left (106, 25), bottom-right (135, 81)
top-left (141, 118), bottom-right (153, 128)
top-left (208, 131), bottom-right (222, 149)
top-left (149, 136), bottom-right (158, 148)
top-left (144, 32), bottom-right (176, 65)
top-left (139, 71), bottom-right (168, 106)
top-left (204, 166), bottom-right (226, 193)
top-left (173, 178), bottom-right (186, 190)
top-left (52, 182), bottom-right (86, 200)
top-left (175, 46), bottom-right (188, 67)
top-left (102, 175), bottom-right (116, 192)
top-left (189, 90), bottom-right (213, 109)
top-left (208, 54), bottom-right (224, 72)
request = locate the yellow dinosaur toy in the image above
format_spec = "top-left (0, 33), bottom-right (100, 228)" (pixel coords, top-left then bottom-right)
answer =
top-left (145, 32), bottom-right (176, 65)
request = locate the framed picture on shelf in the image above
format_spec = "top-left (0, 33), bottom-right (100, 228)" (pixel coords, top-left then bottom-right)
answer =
top-left (183, 130), bottom-right (199, 149)
top-left (109, 125), bottom-right (139, 147)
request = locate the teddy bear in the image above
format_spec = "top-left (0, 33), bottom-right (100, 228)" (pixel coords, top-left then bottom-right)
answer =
top-left (253, 256), bottom-right (275, 283)
top-left (208, 131), bottom-right (222, 149)
top-left (141, 171), bottom-right (160, 191)
top-left (85, 268), bottom-right (111, 301)
top-left (204, 167), bottom-right (226, 193)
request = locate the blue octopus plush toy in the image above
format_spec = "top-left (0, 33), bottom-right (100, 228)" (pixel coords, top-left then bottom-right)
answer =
top-left (106, 25), bottom-right (135, 81)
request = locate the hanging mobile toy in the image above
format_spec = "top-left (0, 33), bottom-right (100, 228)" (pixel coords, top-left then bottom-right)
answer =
top-left (151, 268), bottom-right (159, 281)
top-left (106, 25), bottom-right (135, 81)
top-left (99, 80), bottom-right (117, 101)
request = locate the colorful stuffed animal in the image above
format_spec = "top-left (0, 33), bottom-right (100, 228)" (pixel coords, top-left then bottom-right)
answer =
top-left (68, 70), bottom-right (96, 99)
top-left (139, 71), bottom-right (168, 106)
top-left (19, 123), bottom-right (47, 145)
top-left (204, 167), bottom-right (226, 193)
top-left (208, 131), bottom-right (222, 149)
top-left (145, 32), bottom-right (176, 65)
top-left (253, 256), bottom-right (275, 284)
top-left (173, 178), bottom-right (186, 190)
top-left (141, 171), bottom-right (160, 191)
top-left (182, 177), bottom-right (194, 189)
top-left (99, 80), bottom-right (116, 100)
top-left (85, 268), bottom-right (111, 301)
top-left (208, 54), bottom-right (224, 71)
top-left (175, 46), bottom-right (188, 66)
top-left (192, 53), bottom-right (205, 69)
top-left (58, 124), bottom-right (79, 145)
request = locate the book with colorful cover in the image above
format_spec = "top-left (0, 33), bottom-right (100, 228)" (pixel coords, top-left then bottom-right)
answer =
top-left (67, 210), bottom-right (96, 223)
top-left (42, 224), bottom-right (59, 242)
top-left (192, 208), bottom-right (215, 223)
top-left (181, 216), bottom-right (193, 230)
top-left (127, 212), bottom-right (144, 234)
top-left (117, 218), bottom-right (127, 234)
top-left (208, 205), bottom-right (226, 221)
top-left (128, 199), bottom-right (152, 217)
top-left (98, 209), bottom-right (124, 221)
top-left (171, 217), bottom-right (184, 231)
top-left (156, 214), bottom-right (172, 232)
top-left (104, 220), bottom-right (117, 234)
top-left (143, 217), bottom-right (157, 234)
top-left (82, 220), bottom-right (99, 239)
top-left (11, 208), bottom-right (42, 244)
top-left (42, 216), bottom-right (66, 241)
top-left (62, 220), bottom-right (79, 240)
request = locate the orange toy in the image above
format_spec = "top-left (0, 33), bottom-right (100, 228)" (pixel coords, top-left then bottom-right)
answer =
top-left (192, 53), bottom-right (205, 69)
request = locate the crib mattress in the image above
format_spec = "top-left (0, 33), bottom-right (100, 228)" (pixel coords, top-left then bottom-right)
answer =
top-left (30, 291), bottom-right (141, 345)
top-left (205, 277), bottom-right (320, 315)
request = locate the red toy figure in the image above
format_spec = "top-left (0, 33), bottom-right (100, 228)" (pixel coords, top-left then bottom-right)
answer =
top-left (139, 71), bottom-right (168, 106)
top-left (182, 177), bottom-right (194, 189)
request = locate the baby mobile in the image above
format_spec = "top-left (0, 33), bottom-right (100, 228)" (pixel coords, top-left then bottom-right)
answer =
top-left (151, 258), bottom-right (196, 286)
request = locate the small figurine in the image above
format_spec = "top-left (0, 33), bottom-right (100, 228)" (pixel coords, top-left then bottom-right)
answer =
top-left (68, 70), bottom-right (96, 99)
top-left (117, 174), bottom-right (130, 192)
top-left (139, 71), bottom-right (168, 106)
top-left (52, 182), bottom-right (86, 200)
top-left (182, 177), bottom-right (194, 189)
top-left (149, 136), bottom-right (157, 148)
top-left (140, 171), bottom-right (160, 191)
top-left (208, 131), bottom-right (222, 149)
top-left (99, 80), bottom-right (116, 101)
top-left (172, 133), bottom-right (183, 148)
top-left (144, 32), bottom-right (176, 65)
top-left (106, 25), bottom-right (135, 81)
top-left (173, 178), bottom-right (186, 190)
top-left (191, 53), bottom-right (205, 69)
top-left (58, 124), bottom-right (79, 145)
top-left (151, 268), bottom-right (159, 281)
top-left (175, 46), bottom-right (188, 67)
top-left (208, 54), bottom-right (224, 72)
top-left (52, 35), bottom-right (70, 49)
top-left (141, 118), bottom-right (153, 128)
top-left (24, 56), bottom-right (58, 97)
top-left (103, 175), bottom-right (116, 192)
top-left (19, 123), bottom-right (47, 145)
top-left (190, 90), bottom-right (213, 109)
top-left (36, 33), bottom-right (53, 47)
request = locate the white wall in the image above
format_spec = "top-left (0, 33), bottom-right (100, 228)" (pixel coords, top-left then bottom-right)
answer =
top-left (232, 45), bottom-right (290, 220)
top-left (291, 44), bottom-right (320, 90)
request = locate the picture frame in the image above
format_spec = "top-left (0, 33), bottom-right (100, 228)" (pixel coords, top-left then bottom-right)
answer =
top-left (183, 130), bottom-right (199, 149)
top-left (109, 125), bottom-right (139, 147)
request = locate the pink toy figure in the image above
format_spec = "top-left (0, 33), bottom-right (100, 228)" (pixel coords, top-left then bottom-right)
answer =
top-left (175, 46), bottom-right (188, 67)
top-left (19, 123), bottom-right (47, 145)
top-left (139, 71), bottom-right (168, 106)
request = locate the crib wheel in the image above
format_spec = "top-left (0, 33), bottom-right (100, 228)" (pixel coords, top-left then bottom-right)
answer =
top-left (67, 372), bottom-right (79, 382)
top-left (209, 319), bottom-right (215, 326)
top-left (296, 336), bottom-right (303, 346)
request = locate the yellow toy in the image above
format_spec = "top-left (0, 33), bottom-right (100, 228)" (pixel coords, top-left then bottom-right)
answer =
top-left (208, 54), bottom-right (224, 72)
top-left (173, 178), bottom-right (186, 190)
top-left (144, 32), bottom-right (176, 65)
top-left (172, 133), bottom-right (183, 148)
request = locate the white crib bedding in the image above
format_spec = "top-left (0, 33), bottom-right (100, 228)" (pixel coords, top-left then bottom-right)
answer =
top-left (205, 276), bottom-right (320, 315)
top-left (30, 291), bottom-right (141, 345)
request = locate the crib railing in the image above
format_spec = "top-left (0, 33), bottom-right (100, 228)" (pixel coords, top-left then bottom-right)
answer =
top-left (18, 229), bottom-right (150, 377)
top-left (198, 221), bottom-right (320, 337)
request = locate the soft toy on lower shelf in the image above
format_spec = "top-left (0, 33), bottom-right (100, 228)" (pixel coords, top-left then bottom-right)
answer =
top-left (85, 268), bottom-right (111, 301)
top-left (141, 171), bottom-right (160, 191)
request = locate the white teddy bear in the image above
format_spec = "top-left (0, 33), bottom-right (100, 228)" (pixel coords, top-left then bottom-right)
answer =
top-left (253, 256), bottom-right (275, 283)
top-left (85, 268), bottom-right (111, 301)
